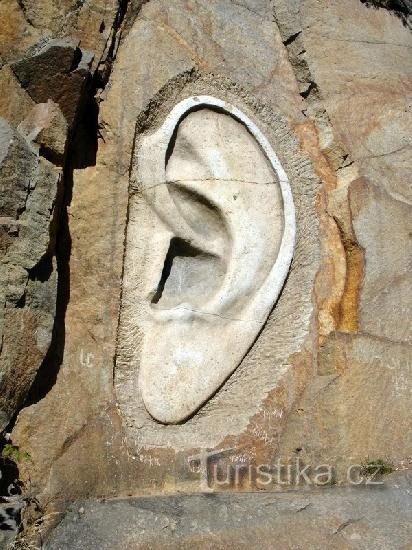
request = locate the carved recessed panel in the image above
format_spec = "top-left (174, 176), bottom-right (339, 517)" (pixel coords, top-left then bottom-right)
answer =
top-left (116, 96), bottom-right (295, 426)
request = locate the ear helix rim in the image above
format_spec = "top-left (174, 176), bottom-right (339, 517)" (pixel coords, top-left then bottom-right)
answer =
top-left (136, 95), bottom-right (296, 323)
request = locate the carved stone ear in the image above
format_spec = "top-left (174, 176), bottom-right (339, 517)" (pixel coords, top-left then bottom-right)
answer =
top-left (122, 96), bottom-right (295, 424)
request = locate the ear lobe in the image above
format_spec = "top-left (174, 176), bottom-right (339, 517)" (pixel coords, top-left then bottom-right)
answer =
top-left (133, 96), bottom-right (295, 424)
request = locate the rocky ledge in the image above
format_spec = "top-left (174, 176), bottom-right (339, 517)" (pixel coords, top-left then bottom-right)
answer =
top-left (44, 471), bottom-right (411, 549)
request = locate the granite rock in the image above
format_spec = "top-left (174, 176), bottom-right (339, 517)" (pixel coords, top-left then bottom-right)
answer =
top-left (0, 3), bottom-right (408, 543)
top-left (11, 39), bottom-right (93, 126)
top-left (0, 118), bottom-right (60, 430)
top-left (44, 471), bottom-right (412, 550)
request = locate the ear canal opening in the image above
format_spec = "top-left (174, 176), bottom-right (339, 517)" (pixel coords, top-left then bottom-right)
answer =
top-left (151, 237), bottom-right (202, 304)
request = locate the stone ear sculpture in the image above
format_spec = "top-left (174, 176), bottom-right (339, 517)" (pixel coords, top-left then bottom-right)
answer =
top-left (127, 96), bottom-right (295, 424)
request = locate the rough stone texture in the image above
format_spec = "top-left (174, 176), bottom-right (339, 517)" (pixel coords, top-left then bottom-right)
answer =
top-left (0, 2), bottom-right (408, 547)
top-left (0, 0), bottom-right (125, 435)
top-left (11, 0), bottom-right (320, 500)
top-left (11, 39), bottom-right (93, 127)
top-left (18, 99), bottom-right (69, 163)
top-left (270, 0), bottom-right (412, 472)
top-left (278, 333), bottom-right (411, 479)
top-left (0, 118), bottom-right (60, 430)
top-left (0, 65), bottom-right (35, 128)
top-left (352, 180), bottom-right (411, 343)
top-left (360, 0), bottom-right (412, 28)
top-left (45, 471), bottom-right (412, 549)
top-left (0, 0), bottom-right (119, 71)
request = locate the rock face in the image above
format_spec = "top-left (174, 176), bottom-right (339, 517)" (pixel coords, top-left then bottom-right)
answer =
top-left (274, 0), bottom-right (412, 472)
top-left (0, 117), bottom-right (60, 430)
top-left (0, 0), bottom-right (410, 539)
top-left (0, 11), bottom-right (107, 432)
top-left (45, 471), bottom-right (412, 550)
top-left (0, 30), bottom-right (99, 432)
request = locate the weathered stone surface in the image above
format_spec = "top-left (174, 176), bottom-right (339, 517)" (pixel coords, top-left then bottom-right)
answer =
top-left (0, 0), bottom-right (40, 65)
top-left (11, 39), bottom-right (93, 126)
top-left (351, 180), bottom-right (411, 343)
top-left (0, 3), bottom-right (409, 545)
top-left (18, 99), bottom-right (69, 162)
top-left (272, 0), bottom-right (411, 471)
top-left (0, 0), bottom-right (119, 70)
top-left (0, 119), bottom-right (61, 430)
top-left (278, 332), bottom-right (411, 476)
top-left (45, 471), bottom-right (412, 550)
top-left (0, 66), bottom-right (35, 128)
top-left (302, 0), bottom-right (412, 201)
top-left (12, 0), bottom-right (320, 497)
top-left (0, 119), bottom-right (34, 221)
top-left (360, 0), bottom-right (412, 28)
top-left (132, 0), bottom-right (303, 120)
top-left (0, 29), bottom-right (96, 433)
top-left (18, 0), bottom-right (106, 36)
